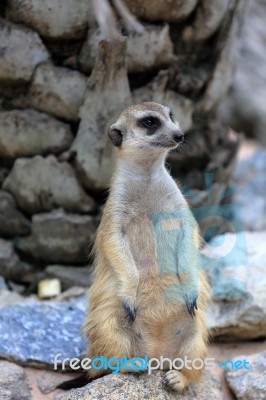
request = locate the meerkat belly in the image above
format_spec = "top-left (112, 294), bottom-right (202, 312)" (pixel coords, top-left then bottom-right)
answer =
top-left (126, 215), bottom-right (157, 271)
top-left (125, 211), bottom-right (196, 358)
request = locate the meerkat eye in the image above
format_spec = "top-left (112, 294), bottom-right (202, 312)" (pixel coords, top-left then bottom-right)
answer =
top-left (139, 116), bottom-right (161, 129)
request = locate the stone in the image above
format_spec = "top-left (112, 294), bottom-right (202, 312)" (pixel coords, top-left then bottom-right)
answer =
top-left (38, 278), bottom-right (61, 299)
top-left (0, 360), bottom-right (32, 400)
top-left (71, 40), bottom-right (132, 190)
top-left (124, 0), bottom-right (197, 23)
top-left (0, 296), bottom-right (87, 367)
top-left (0, 167), bottom-right (8, 186)
top-left (133, 71), bottom-right (194, 132)
top-left (36, 369), bottom-right (77, 395)
top-left (15, 210), bottom-right (96, 264)
top-left (225, 351), bottom-right (266, 400)
top-left (79, 24), bottom-right (175, 74)
top-left (233, 149), bottom-right (266, 231)
top-left (29, 63), bottom-right (87, 122)
top-left (196, 0), bottom-right (246, 114)
top-left (0, 20), bottom-right (49, 89)
top-left (56, 370), bottom-right (224, 400)
top-left (0, 109), bottom-right (73, 159)
top-left (0, 290), bottom-right (37, 309)
top-left (0, 190), bottom-right (30, 237)
top-left (218, 0), bottom-right (266, 145)
top-left (0, 239), bottom-right (32, 281)
top-left (203, 231), bottom-right (266, 340)
top-left (6, 0), bottom-right (90, 40)
top-left (3, 155), bottom-right (96, 215)
top-left (183, 0), bottom-right (230, 42)
top-left (0, 277), bottom-right (6, 290)
top-left (45, 265), bottom-right (93, 290)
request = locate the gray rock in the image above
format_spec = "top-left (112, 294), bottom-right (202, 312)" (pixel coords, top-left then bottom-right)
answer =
top-left (3, 155), bottom-right (96, 215)
top-left (218, 0), bottom-right (266, 145)
top-left (183, 0), bottom-right (230, 42)
top-left (203, 231), bottom-right (266, 340)
top-left (45, 265), bottom-right (93, 290)
top-left (79, 24), bottom-right (175, 74)
top-left (0, 290), bottom-right (37, 309)
top-left (15, 210), bottom-right (96, 264)
top-left (233, 149), bottom-right (266, 231)
top-left (6, 0), bottom-right (90, 40)
top-left (0, 20), bottom-right (49, 88)
top-left (29, 63), bottom-right (87, 122)
top-left (56, 370), bottom-right (223, 400)
top-left (0, 109), bottom-right (73, 159)
top-left (0, 297), bottom-right (87, 367)
top-left (124, 0), bottom-right (197, 23)
top-left (133, 71), bottom-right (194, 132)
top-left (71, 40), bottom-right (132, 190)
top-left (0, 277), bottom-right (7, 290)
top-left (0, 167), bottom-right (8, 186)
top-left (36, 370), bottom-right (77, 394)
top-left (0, 190), bottom-right (30, 237)
top-left (225, 351), bottom-right (266, 400)
top-left (0, 239), bottom-right (32, 281)
top-left (0, 360), bottom-right (32, 400)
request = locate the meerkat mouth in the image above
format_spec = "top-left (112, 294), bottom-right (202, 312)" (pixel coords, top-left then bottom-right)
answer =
top-left (150, 141), bottom-right (178, 149)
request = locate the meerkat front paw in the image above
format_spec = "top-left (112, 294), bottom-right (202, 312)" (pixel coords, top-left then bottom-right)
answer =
top-left (162, 370), bottom-right (189, 392)
top-left (118, 273), bottom-right (139, 322)
top-left (122, 300), bottom-right (137, 322)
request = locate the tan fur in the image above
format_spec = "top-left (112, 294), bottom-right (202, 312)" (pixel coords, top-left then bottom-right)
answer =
top-left (84, 102), bottom-right (210, 390)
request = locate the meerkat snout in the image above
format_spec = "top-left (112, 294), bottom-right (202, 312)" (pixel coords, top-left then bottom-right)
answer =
top-left (173, 130), bottom-right (184, 143)
top-left (108, 102), bottom-right (184, 151)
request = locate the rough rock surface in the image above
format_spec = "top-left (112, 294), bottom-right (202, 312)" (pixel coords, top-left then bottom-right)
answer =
top-left (79, 24), bottom-right (175, 74)
top-left (203, 231), bottom-right (266, 340)
top-left (125, 0), bottom-right (197, 23)
top-left (0, 289), bottom-right (37, 309)
top-left (45, 265), bottom-right (93, 290)
top-left (0, 20), bottom-right (49, 88)
top-left (0, 239), bottom-right (32, 280)
top-left (0, 109), bottom-right (73, 159)
top-left (218, 0), bottom-right (266, 145)
top-left (0, 190), bottom-right (30, 237)
top-left (0, 360), bottom-right (32, 400)
top-left (56, 370), bottom-right (223, 400)
top-left (0, 167), bottom-right (8, 186)
top-left (233, 149), bottom-right (266, 231)
top-left (0, 297), bottom-right (87, 367)
top-left (29, 63), bottom-right (87, 122)
top-left (6, 0), bottom-right (90, 40)
top-left (71, 40), bottom-right (132, 190)
top-left (225, 351), bottom-right (266, 400)
top-left (133, 71), bottom-right (194, 132)
top-left (3, 155), bottom-right (95, 215)
top-left (183, 0), bottom-right (230, 42)
top-left (15, 210), bottom-right (96, 264)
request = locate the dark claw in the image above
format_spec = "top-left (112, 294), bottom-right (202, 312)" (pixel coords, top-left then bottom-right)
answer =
top-left (162, 377), bottom-right (169, 385)
top-left (186, 297), bottom-right (198, 318)
top-left (123, 302), bottom-right (137, 322)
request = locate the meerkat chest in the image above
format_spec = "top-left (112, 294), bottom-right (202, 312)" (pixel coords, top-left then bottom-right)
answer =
top-left (118, 174), bottom-right (186, 271)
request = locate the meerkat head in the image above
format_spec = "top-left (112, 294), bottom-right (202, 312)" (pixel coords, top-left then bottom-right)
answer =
top-left (108, 102), bottom-right (184, 157)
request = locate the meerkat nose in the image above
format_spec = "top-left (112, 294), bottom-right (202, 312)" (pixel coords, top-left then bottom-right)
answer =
top-left (172, 130), bottom-right (184, 143)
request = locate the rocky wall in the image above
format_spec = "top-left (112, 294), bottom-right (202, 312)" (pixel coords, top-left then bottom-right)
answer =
top-left (0, 0), bottom-right (246, 285)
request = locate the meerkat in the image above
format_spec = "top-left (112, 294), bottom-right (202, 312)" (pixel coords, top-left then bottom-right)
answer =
top-left (83, 102), bottom-right (210, 392)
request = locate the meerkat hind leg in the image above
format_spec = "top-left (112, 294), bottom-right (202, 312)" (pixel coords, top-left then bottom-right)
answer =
top-left (162, 370), bottom-right (189, 392)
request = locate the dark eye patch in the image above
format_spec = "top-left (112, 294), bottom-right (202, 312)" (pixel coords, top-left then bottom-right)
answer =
top-left (138, 116), bottom-right (161, 134)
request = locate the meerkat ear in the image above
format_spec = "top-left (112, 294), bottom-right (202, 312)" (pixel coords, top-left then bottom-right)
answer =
top-left (108, 124), bottom-right (123, 147)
